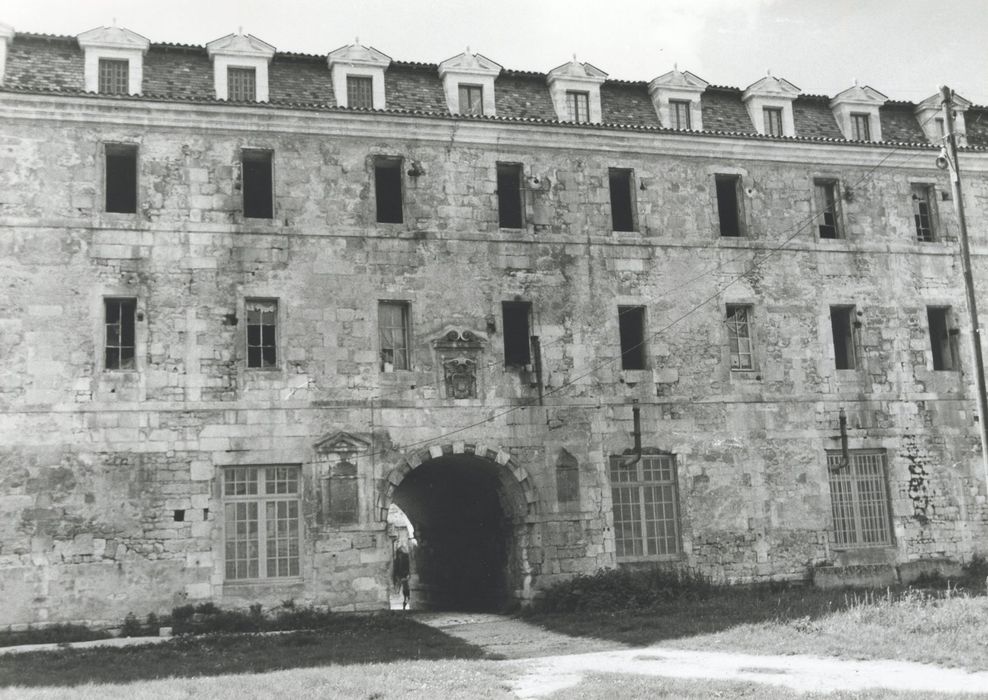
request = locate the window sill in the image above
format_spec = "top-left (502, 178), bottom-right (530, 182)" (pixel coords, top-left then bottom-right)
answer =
top-left (616, 554), bottom-right (683, 564)
top-left (730, 369), bottom-right (761, 379)
top-left (223, 577), bottom-right (304, 589)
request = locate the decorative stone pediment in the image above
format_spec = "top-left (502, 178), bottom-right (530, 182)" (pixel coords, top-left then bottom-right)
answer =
top-left (915, 91), bottom-right (971, 146)
top-left (206, 32), bottom-right (276, 59)
top-left (314, 431), bottom-right (371, 456)
top-left (327, 41), bottom-right (391, 109)
top-left (0, 23), bottom-right (14, 86)
top-left (830, 83), bottom-right (887, 142)
top-left (206, 31), bottom-right (275, 102)
top-left (431, 327), bottom-right (488, 350)
top-left (742, 72), bottom-right (800, 136)
top-left (76, 25), bottom-right (150, 95)
top-left (438, 49), bottom-right (501, 116)
top-left (546, 58), bottom-right (608, 124)
top-left (648, 66), bottom-right (708, 130)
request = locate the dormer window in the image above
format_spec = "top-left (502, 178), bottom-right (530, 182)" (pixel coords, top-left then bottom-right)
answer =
top-left (77, 25), bottom-right (150, 96)
top-left (915, 90), bottom-right (971, 147)
top-left (206, 31), bottom-right (276, 103)
top-left (0, 22), bottom-right (13, 86)
top-left (98, 58), bottom-right (129, 95)
top-left (328, 42), bottom-right (391, 110)
top-left (669, 100), bottom-right (691, 129)
top-left (742, 73), bottom-right (800, 137)
top-left (438, 50), bottom-right (501, 116)
top-left (830, 83), bottom-right (886, 142)
top-left (648, 67), bottom-right (708, 131)
top-left (547, 59), bottom-right (607, 124)
top-left (227, 67), bottom-right (256, 102)
top-left (851, 113), bottom-right (871, 141)
top-left (458, 84), bottom-right (484, 115)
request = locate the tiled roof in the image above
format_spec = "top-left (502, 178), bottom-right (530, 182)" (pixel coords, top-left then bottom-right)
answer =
top-left (3, 32), bottom-right (986, 148)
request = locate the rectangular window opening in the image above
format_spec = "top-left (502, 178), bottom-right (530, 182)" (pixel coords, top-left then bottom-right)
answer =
top-left (827, 450), bottom-right (893, 549)
top-left (609, 454), bottom-right (681, 559)
top-left (224, 466), bottom-right (301, 580)
top-left (379, 301), bottom-right (410, 371)
top-left (618, 306), bottom-right (647, 370)
top-left (715, 175), bottom-right (743, 237)
top-left (458, 84), bottom-right (484, 115)
top-left (104, 297), bottom-right (137, 371)
top-left (173, 509), bottom-right (185, 522)
top-left (375, 157), bottom-right (404, 224)
top-left (830, 306), bottom-right (856, 370)
top-left (764, 107), bottom-right (784, 136)
top-left (105, 144), bottom-right (138, 214)
top-left (227, 67), bottom-right (257, 102)
top-left (928, 307), bottom-right (958, 371)
top-left (566, 90), bottom-right (590, 123)
top-left (246, 299), bottom-right (278, 369)
top-left (608, 168), bottom-right (636, 232)
top-left (727, 304), bottom-right (754, 370)
top-left (502, 301), bottom-right (532, 366)
top-left (242, 149), bottom-right (273, 219)
top-left (815, 180), bottom-right (842, 239)
top-left (497, 163), bottom-right (524, 228)
top-left (912, 184), bottom-right (936, 242)
top-left (347, 75), bottom-right (374, 109)
top-left (98, 58), bottom-right (129, 95)
top-left (851, 113), bottom-right (871, 141)
top-left (670, 100), bottom-right (691, 130)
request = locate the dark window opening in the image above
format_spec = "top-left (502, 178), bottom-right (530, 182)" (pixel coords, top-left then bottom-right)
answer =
top-left (347, 75), bottom-right (374, 109)
top-left (242, 149), bottom-right (273, 219)
top-left (105, 144), bottom-right (138, 214)
top-left (912, 184), bottom-right (935, 242)
top-left (228, 67), bottom-right (256, 102)
top-left (98, 58), bottom-right (129, 95)
top-left (328, 461), bottom-right (359, 525)
top-left (928, 307), bottom-right (957, 371)
top-left (670, 100), bottom-right (691, 130)
top-left (458, 84), bottom-right (484, 115)
top-left (203, 508), bottom-right (210, 520)
top-left (609, 168), bottom-right (635, 232)
top-left (831, 306), bottom-right (856, 370)
top-left (556, 449), bottom-right (580, 504)
top-left (375, 158), bottom-right (403, 223)
top-left (715, 175), bottom-right (742, 237)
top-left (618, 306), bottom-right (646, 370)
top-left (173, 509), bottom-right (185, 522)
top-left (815, 180), bottom-right (842, 239)
top-left (105, 298), bottom-right (137, 370)
top-left (497, 163), bottom-right (523, 228)
top-left (502, 301), bottom-right (532, 366)
top-left (246, 299), bottom-right (278, 369)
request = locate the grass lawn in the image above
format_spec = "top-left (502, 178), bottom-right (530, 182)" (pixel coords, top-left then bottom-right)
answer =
top-left (530, 587), bottom-right (988, 670)
top-left (0, 614), bottom-right (486, 689)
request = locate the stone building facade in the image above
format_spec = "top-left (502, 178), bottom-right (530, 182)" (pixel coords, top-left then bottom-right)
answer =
top-left (1, 24), bottom-right (987, 627)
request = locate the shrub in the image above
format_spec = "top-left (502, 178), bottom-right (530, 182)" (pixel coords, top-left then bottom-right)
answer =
top-left (194, 602), bottom-right (221, 616)
top-left (534, 566), bottom-right (716, 613)
top-left (171, 604), bottom-right (195, 622)
top-left (121, 613), bottom-right (142, 638)
top-left (961, 554), bottom-right (988, 590)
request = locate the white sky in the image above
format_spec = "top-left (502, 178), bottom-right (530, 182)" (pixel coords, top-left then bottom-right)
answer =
top-left (3, 0), bottom-right (986, 104)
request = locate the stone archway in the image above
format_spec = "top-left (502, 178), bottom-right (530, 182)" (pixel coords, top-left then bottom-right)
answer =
top-left (381, 442), bottom-right (537, 611)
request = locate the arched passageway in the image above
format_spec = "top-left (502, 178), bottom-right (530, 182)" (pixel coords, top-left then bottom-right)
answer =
top-left (388, 450), bottom-right (533, 611)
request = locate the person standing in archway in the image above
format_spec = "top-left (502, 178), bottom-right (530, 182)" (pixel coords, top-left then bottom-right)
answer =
top-left (393, 544), bottom-right (410, 609)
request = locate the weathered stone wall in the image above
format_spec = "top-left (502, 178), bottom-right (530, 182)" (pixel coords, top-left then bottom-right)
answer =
top-left (1, 95), bottom-right (987, 626)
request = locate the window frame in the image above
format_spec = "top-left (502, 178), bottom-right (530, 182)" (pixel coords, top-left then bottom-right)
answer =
top-left (378, 300), bottom-right (411, 372)
top-left (241, 148), bottom-right (274, 220)
top-left (609, 453), bottom-right (682, 561)
top-left (346, 74), bottom-right (374, 109)
top-left (911, 183), bottom-right (937, 242)
top-left (850, 113), bottom-right (871, 141)
top-left (726, 304), bottom-right (755, 371)
top-left (374, 156), bottom-right (404, 224)
top-left (98, 57), bottom-right (129, 95)
top-left (826, 450), bottom-right (894, 550)
top-left (566, 90), bottom-right (590, 123)
top-left (245, 298), bottom-right (279, 370)
top-left (103, 297), bottom-right (137, 371)
top-left (227, 66), bottom-right (257, 102)
top-left (223, 465), bottom-right (302, 582)
top-left (814, 179), bottom-right (843, 240)
top-left (618, 305), bottom-right (647, 370)
top-left (830, 305), bottom-right (857, 370)
top-left (608, 168), bottom-right (637, 232)
top-left (763, 107), bottom-right (784, 136)
top-left (927, 306), bottom-right (959, 371)
top-left (457, 83), bottom-right (484, 115)
top-left (669, 99), bottom-right (692, 130)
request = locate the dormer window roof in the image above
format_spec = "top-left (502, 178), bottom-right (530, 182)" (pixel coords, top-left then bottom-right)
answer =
top-left (206, 31), bottom-right (276, 102)
top-left (546, 58), bottom-right (607, 124)
top-left (742, 72), bottom-right (800, 137)
top-left (915, 90), bottom-right (971, 147)
top-left (648, 66), bottom-right (708, 131)
top-left (438, 49), bottom-right (501, 116)
top-left (0, 22), bottom-right (13, 85)
top-left (830, 83), bottom-right (887, 142)
top-left (76, 25), bottom-right (150, 95)
top-left (327, 41), bottom-right (391, 110)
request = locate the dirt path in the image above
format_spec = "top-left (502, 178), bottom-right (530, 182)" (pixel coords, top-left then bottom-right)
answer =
top-left (415, 613), bottom-right (988, 697)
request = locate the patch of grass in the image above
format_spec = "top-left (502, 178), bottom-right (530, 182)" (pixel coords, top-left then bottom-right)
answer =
top-left (0, 614), bottom-right (487, 688)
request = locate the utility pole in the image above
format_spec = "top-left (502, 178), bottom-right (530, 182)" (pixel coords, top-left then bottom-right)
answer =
top-left (940, 85), bottom-right (988, 489)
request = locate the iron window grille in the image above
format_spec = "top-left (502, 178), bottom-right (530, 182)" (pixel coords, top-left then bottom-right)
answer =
top-left (827, 450), bottom-right (894, 549)
top-left (347, 75), bottom-right (374, 109)
top-left (227, 67), bottom-right (257, 102)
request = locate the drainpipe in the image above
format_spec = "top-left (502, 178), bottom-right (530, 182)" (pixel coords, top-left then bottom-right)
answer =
top-left (621, 400), bottom-right (642, 467)
top-left (530, 335), bottom-right (544, 406)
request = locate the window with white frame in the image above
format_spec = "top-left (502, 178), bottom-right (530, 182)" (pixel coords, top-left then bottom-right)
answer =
top-left (609, 454), bottom-right (681, 559)
top-left (726, 304), bottom-right (754, 370)
top-left (850, 113), bottom-right (871, 141)
top-left (224, 465), bottom-right (301, 580)
top-left (566, 90), bottom-right (590, 123)
top-left (246, 299), bottom-right (277, 369)
top-left (827, 450), bottom-right (893, 549)
top-left (98, 58), bottom-right (129, 95)
top-left (763, 107), bottom-right (784, 136)
top-left (347, 75), bottom-right (374, 109)
top-left (378, 300), bottom-right (410, 371)
top-left (670, 99), bottom-right (691, 130)
top-left (227, 67), bottom-right (257, 102)
top-left (458, 84), bottom-right (484, 115)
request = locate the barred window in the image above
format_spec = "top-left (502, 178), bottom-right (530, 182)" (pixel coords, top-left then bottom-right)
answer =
top-left (224, 466), bottom-right (300, 580)
top-left (726, 304), bottom-right (754, 370)
top-left (246, 299), bottom-right (277, 369)
top-left (609, 454), bottom-right (681, 559)
top-left (228, 67), bottom-right (256, 102)
top-left (98, 58), bottom-right (129, 95)
top-left (827, 450), bottom-right (893, 549)
top-left (347, 75), bottom-right (373, 109)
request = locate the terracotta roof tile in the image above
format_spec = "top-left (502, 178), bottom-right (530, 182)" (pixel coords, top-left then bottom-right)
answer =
top-left (600, 82), bottom-right (659, 128)
top-left (494, 72), bottom-right (556, 120)
top-left (793, 96), bottom-right (843, 139)
top-left (144, 46), bottom-right (212, 99)
top-left (385, 62), bottom-right (447, 113)
top-left (701, 88), bottom-right (754, 133)
top-left (964, 107), bottom-right (988, 148)
top-left (880, 103), bottom-right (927, 143)
top-left (269, 54), bottom-right (335, 105)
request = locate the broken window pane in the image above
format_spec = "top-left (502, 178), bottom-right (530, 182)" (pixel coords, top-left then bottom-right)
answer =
top-left (224, 465), bottom-right (300, 580)
top-left (726, 304), bottom-right (754, 370)
top-left (815, 180), bottom-right (842, 239)
top-left (912, 184), bottom-right (936, 242)
top-left (104, 297), bottom-right (137, 370)
top-left (246, 299), bottom-right (277, 369)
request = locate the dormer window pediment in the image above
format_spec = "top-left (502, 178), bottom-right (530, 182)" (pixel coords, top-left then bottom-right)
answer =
top-left (546, 59), bottom-right (607, 124)
top-left (742, 73), bottom-right (800, 136)
top-left (648, 67), bottom-right (708, 130)
top-left (438, 50), bottom-right (501, 116)
top-left (915, 91), bottom-right (971, 146)
top-left (76, 25), bottom-right (150, 95)
top-left (206, 32), bottom-right (276, 102)
top-left (830, 84), bottom-right (887, 142)
top-left (327, 42), bottom-right (391, 110)
top-left (0, 22), bottom-right (14, 86)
